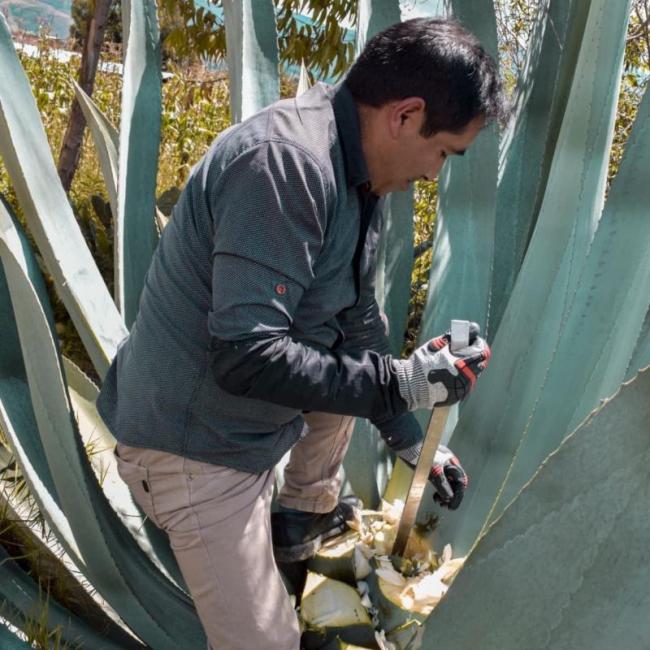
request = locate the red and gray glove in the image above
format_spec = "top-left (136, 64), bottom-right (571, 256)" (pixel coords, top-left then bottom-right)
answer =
top-left (396, 444), bottom-right (468, 510)
top-left (393, 323), bottom-right (490, 411)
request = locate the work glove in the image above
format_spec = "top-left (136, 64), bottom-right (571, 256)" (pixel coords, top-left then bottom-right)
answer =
top-left (396, 443), bottom-right (468, 510)
top-left (393, 323), bottom-right (490, 411)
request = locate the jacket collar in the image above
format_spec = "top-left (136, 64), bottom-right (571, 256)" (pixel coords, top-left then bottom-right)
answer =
top-left (332, 81), bottom-right (371, 190)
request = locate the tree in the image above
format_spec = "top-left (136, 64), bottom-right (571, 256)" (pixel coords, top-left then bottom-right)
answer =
top-left (57, 0), bottom-right (116, 192)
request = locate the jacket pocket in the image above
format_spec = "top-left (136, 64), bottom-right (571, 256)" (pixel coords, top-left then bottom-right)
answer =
top-left (114, 446), bottom-right (160, 528)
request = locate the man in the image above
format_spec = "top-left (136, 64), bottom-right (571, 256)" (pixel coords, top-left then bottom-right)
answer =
top-left (98, 16), bottom-right (503, 650)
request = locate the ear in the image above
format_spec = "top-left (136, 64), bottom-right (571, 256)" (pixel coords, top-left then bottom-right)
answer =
top-left (387, 97), bottom-right (426, 138)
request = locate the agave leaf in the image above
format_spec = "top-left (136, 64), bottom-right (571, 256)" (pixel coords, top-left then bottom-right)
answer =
top-left (0, 197), bottom-right (85, 571)
top-left (0, 15), bottom-right (127, 378)
top-left (418, 0), bottom-right (499, 346)
top-left (63, 356), bottom-right (187, 592)
top-left (375, 190), bottom-right (414, 356)
top-left (0, 546), bottom-right (141, 650)
top-left (422, 366), bottom-right (650, 649)
top-left (355, 0), bottom-right (401, 54)
top-left (435, 0), bottom-right (631, 555)
top-left (297, 61), bottom-right (311, 97)
top-left (0, 493), bottom-right (139, 649)
top-left (341, 418), bottom-right (391, 509)
top-left (414, 0), bottom-right (498, 440)
top-left (0, 203), bottom-right (204, 647)
top-left (73, 81), bottom-right (119, 222)
top-left (0, 437), bottom-right (11, 467)
top-left (116, 0), bottom-right (162, 328)
top-left (625, 307), bottom-right (650, 381)
top-left (488, 0), bottom-right (591, 335)
top-left (496, 82), bottom-right (650, 508)
top-left (223, 0), bottom-right (279, 123)
top-left (0, 622), bottom-right (30, 650)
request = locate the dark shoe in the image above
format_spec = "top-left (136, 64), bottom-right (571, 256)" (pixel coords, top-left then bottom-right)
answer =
top-left (272, 495), bottom-right (362, 563)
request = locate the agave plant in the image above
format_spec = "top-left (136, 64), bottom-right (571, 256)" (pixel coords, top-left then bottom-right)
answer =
top-left (0, 0), bottom-right (648, 648)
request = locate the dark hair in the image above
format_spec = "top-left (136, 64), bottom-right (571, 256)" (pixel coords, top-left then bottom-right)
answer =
top-left (345, 17), bottom-right (506, 136)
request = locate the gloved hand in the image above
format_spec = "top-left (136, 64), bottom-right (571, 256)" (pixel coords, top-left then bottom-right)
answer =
top-left (396, 443), bottom-right (468, 510)
top-left (393, 323), bottom-right (490, 411)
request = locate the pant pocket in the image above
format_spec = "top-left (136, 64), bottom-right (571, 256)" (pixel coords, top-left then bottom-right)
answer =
top-left (114, 449), bottom-right (160, 528)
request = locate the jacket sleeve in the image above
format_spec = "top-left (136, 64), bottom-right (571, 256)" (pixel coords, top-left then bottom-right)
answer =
top-left (207, 141), bottom-right (409, 422)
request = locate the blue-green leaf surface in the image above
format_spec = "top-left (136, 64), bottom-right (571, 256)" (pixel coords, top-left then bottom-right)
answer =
top-left (223, 0), bottom-right (279, 123)
top-left (414, 0), bottom-right (498, 442)
top-left (422, 366), bottom-right (650, 649)
top-left (0, 204), bottom-right (204, 648)
top-left (116, 0), bottom-right (162, 328)
top-left (488, 0), bottom-right (591, 335)
top-left (355, 0), bottom-right (401, 53)
top-left (497, 82), bottom-right (650, 508)
top-left (0, 198), bottom-right (85, 571)
top-left (625, 307), bottom-right (650, 381)
top-left (74, 81), bottom-right (119, 221)
top-left (0, 15), bottom-right (127, 378)
top-left (0, 622), bottom-right (30, 650)
top-left (0, 546), bottom-right (141, 650)
top-left (419, 0), bottom-right (499, 345)
top-left (435, 0), bottom-right (631, 555)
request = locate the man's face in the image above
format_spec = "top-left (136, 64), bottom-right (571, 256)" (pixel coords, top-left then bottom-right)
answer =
top-left (371, 108), bottom-right (484, 196)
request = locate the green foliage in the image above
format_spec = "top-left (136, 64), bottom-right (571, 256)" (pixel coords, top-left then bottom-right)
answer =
top-left (276, 0), bottom-right (356, 78)
top-left (156, 0), bottom-right (356, 77)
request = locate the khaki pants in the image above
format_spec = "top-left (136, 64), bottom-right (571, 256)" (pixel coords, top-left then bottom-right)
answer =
top-left (115, 412), bottom-right (355, 650)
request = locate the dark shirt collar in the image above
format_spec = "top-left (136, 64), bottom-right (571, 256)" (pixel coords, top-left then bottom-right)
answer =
top-left (331, 81), bottom-right (371, 190)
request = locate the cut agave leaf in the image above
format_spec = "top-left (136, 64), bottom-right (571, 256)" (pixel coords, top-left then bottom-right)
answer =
top-left (73, 80), bottom-right (119, 221)
top-left (0, 16), bottom-right (127, 377)
top-left (116, 0), bottom-right (162, 328)
top-left (308, 530), bottom-right (360, 585)
top-left (382, 458), bottom-right (414, 507)
top-left (301, 572), bottom-right (375, 649)
top-left (366, 559), bottom-right (428, 634)
top-left (422, 366), bottom-right (650, 649)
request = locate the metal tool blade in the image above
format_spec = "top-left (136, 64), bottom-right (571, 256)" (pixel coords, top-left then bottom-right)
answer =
top-left (391, 405), bottom-right (450, 557)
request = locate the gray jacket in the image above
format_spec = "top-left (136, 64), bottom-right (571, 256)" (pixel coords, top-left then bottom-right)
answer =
top-left (97, 82), bottom-right (422, 473)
